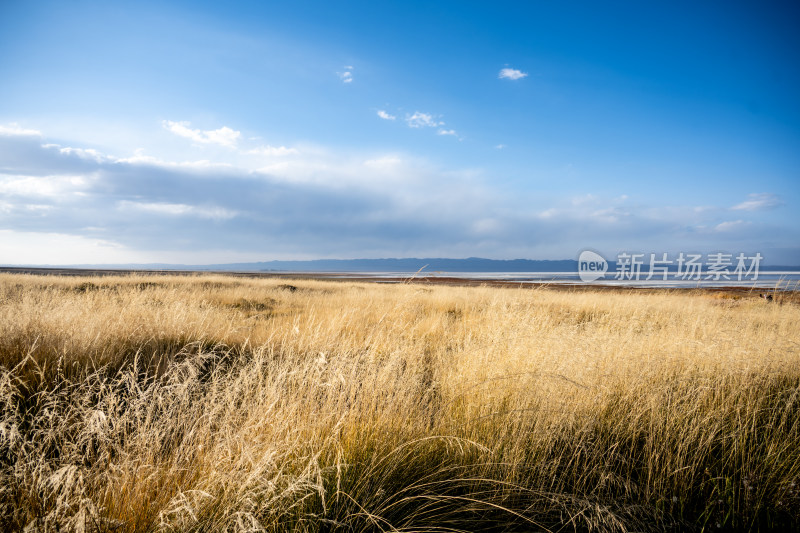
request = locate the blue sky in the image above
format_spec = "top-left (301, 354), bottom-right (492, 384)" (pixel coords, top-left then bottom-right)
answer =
top-left (1, 0), bottom-right (798, 265)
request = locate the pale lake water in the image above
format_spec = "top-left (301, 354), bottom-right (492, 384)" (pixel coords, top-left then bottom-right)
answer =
top-left (328, 271), bottom-right (800, 290)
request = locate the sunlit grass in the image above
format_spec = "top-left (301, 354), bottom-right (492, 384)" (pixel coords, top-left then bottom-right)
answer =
top-left (1, 273), bottom-right (798, 531)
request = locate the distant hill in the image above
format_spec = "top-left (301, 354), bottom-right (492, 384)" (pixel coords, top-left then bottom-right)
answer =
top-left (14, 257), bottom-right (798, 273)
top-left (216, 258), bottom-right (579, 272)
top-left (42, 258), bottom-right (578, 272)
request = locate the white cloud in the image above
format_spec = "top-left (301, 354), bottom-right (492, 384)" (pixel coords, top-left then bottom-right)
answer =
top-left (0, 123), bottom-right (42, 137)
top-left (589, 207), bottom-right (631, 224)
top-left (162, 120), bottom-right (241, 147)
top-left (363, 156), bottom-right (402, 170)
top-left (714, 220), bottom-right (749, 232)
top-left (118, 201), bottom-right (238, 220)
top-left (42, 144), bottom-right (111, 163)
top-left (731, 193), bottom-right (782, 211)
top-left (437, 129), bottom-right (457, 136)
top-left (246, 145), bottom-right (299, 157)
top-left (377, 110), bottom-right (396, 120)
top-left (24, 204), bottom-right (54, 212)
top-left (337, 66), bottom-right (353, 83)
top-left (406, 112), bottom-right (443, 128)
top-left (115, 152), bottom-right (230, 169)
top-left (0, 229), bottom-right (136, 265)
top-left (0, 174), bottom-right (89, 198)
top-left (472, 218), bottom-right (502, 235)
top-left (570, 194), bottom-right (598, 206)
top-left (499, 68), bottom-right (528, 80)
top-left (537, 208), bottom-right (558, 219)
top-left (495, 144), bottom-right (506, 150)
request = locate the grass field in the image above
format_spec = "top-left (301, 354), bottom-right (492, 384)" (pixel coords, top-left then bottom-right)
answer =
top-left (1, 273), bottom-right (798, 532)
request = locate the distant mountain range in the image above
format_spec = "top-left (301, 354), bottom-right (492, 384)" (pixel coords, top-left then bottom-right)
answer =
top-left (210, 258), bottom-right (582, 272)
top-left (50, 258), bottom-right (579, 272)
top-left (13, 257), bottom-right (799, 273)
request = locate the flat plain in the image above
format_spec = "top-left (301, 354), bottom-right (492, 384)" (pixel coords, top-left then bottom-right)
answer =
top-left (1, 273), bottom-right (798, 531)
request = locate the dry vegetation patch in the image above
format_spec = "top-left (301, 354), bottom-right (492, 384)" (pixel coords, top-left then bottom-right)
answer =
top-left (0, 273), bottom-right (798, 531)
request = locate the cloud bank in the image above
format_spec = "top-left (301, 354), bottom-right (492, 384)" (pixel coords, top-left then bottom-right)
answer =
top-left (0, 124), bottom-right (795, 264)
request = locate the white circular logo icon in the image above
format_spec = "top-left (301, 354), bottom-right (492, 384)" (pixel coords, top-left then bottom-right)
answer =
top-left (578, 250), bottom-right (608, 282)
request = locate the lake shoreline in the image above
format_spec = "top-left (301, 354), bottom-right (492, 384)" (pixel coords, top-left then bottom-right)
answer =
top-left (2, 266), bottom-right (798, 302)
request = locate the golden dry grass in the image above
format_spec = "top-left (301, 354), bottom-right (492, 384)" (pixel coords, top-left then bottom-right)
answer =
top-left (1, 273), bottom-right (798, 531)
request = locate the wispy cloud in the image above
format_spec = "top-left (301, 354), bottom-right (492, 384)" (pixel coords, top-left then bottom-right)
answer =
top-left (0, 174), bottom-right (89, 198)
top-left (43, 144), bottom-right (111, 163)
top-left (115, 152), bottom-right (229, 169)
top-left (246, 145), bottom-right (299, 157)
top-left (118, 200), bottom-right (238, 220)
top-left (714, 220), bottom-right (749, 232)
top-left (406, 112), bottom-right (442, 128)
top-left (363, 155), bottom-right (402, 170)
top-left (731, 193), bottom-right (783, 211)
top-left (337, 65), bottom-right (353, 84)
top-left (162, 120), bottom-right (241, 147)
top-left (498, 67), bottom-right (527, 80)
top-left (377, 110), bottom-right (396, 120)
top-left (437, 129), bottom-right (457, 136)
top-left (162, 120), bottom-right (299, 158)
top-left (0, 123), bottom-right (41, 137)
